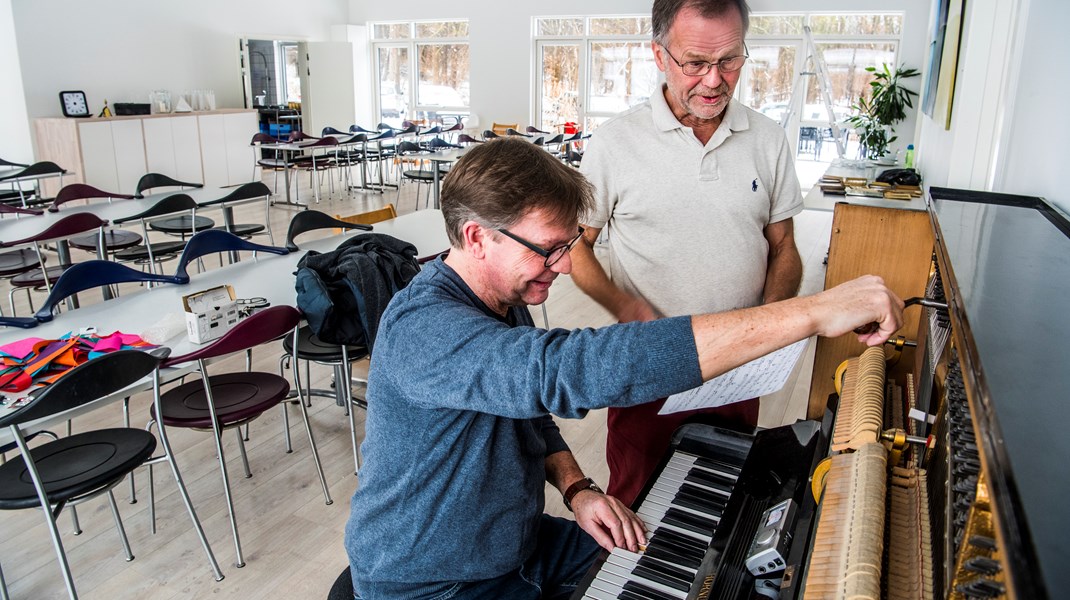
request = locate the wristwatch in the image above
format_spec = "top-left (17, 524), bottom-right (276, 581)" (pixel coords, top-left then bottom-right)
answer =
top-left (563, 477), bottom-right (603, 512)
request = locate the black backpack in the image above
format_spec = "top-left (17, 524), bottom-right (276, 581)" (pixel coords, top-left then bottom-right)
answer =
top-left (295, 233), bottom-right (420, 351)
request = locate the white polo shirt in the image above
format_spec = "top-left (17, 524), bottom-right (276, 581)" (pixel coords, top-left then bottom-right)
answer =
top-left (580, 88), bottom-right (803, 317)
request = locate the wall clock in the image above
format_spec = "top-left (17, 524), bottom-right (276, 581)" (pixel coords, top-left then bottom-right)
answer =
top-left (59, 90), bottom-right (90, 118)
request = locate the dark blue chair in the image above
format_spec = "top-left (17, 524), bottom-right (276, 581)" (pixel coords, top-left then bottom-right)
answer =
top-left (32, 260), bottom-right (175, 323)
top-left (171, 229), bottom-right (289, 284)
top-left (112, 193), bottom-right (201, 275)
top-left (284, 210), bottom-right (371, 252)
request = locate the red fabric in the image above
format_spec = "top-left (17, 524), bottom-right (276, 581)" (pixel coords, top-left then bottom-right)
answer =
top-left (605, 397), bottom-right (759, 507)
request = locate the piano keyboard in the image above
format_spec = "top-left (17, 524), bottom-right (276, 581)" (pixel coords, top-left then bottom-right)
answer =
top-left (580, 452), bottom-right (742, 600)
top-left (573, 421), bottom-right (827, 600)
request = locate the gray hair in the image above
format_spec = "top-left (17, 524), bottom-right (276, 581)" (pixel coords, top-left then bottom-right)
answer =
top-left (440, 138), bottom-right (594, 248)
top-left (651, 0), bottom-right (751, 45)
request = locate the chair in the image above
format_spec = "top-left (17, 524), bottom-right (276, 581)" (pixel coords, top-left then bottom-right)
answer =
top-left (798, 127), bottom-right (820, 159)
top-left (426, 137), bottom-right (462, 151)
top-left (0, 162), bottom-right (69, 207)
top-left (284, 209), bottom-right (372, 252)
top-left (250, 132), bottom-right (288, 193)
top-left (348, 124), bottom-right (377, 134)
top-left (112, 193), bottom-right (201, 276)
top-left (505, 128), bottom-right (531, 137)
top-left (492, 122), bottom-right (518, 136)
top-left (200, 181), bottom-right (275, 244)
top-left (31, 260), bottom-right (175, 324)
top-left (441, 121), bottom-right (464, 142)
top-left (321, 126), bottom-right (348, 136)
top-left (0, 157), bottom-right (28, 168)
top-left (284, 206), bottom-right (400, 475)
top-left (49, 183), bottom-right (143, 258)
top-left (292, 137), bottom-right (340, 204)
top-left (151, 306), bottom-right (332, 567)
top-left (526, 125), bottom-right (550, 135)
top-left (0, 212), bottom-right (109, 314)
top-left (457, 133), bottom-right (484, 146)
top-left (481, 129), bottom-right (500, 140)
top-left (395, 141), bottom-right (436, 210)
top-left (0, 248), bottom-right (46, 316)
top-left (171, 229), bottom-right (289, 284)
top-left (0, 350), bottom-right (222, 599)
top-left (135, 173), bottom-right (214, 238)
top-left (0, 203), bottom-right (43, 217)
top-left (327, 566), bottom-right (353, 600)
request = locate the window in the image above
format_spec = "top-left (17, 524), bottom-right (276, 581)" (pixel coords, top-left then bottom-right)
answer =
top-left (370, 20), bottom-right (469, 127)
top-left (534, 16), bottom-right (658, 134)
top-left (737, 12), bottom-right (905, 162)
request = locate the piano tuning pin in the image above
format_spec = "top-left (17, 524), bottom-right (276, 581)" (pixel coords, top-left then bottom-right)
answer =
top-left (969, 535), bottom-right (998, 550)
top-left (964, 557), bottom-right (1002, 575)
top-left (955, 577), bottom-right (1006, 597)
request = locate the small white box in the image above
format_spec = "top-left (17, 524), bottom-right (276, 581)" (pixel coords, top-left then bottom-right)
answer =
top-left (182, 285), bottom-right (240, 344)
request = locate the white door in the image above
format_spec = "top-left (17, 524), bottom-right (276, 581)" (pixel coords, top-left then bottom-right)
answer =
top-left (299, 41), bottom-right (355, 137)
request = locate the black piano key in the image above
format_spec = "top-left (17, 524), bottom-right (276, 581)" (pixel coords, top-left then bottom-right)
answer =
top-left (684, 469), bottom-right (734, 494)
top-left (650, 528), bottom-right (708, 555)
top-left (647, 533), bottom-right (705, 562)
top-left (630, 563), bottom-right (692, 593)
top-left (693, 455), bottom-right (742, 474)
top-left (616, 589), bottom-right (651, 600)
top-left (637, 556), bottom-right (695, 585)
top-left (676, 483), bottom-right (727, 510)
top-left (644, 544), bottom-right (702, 571)
top-left (622, 581), bottom-right (680, 600)
top-left (662, 508), bottom-right (718, 537)
top-left (670, 492), bottom-right (718, 515)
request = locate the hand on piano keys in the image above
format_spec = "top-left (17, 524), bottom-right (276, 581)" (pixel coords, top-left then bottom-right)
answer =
top-left (572, 489), bottom-right (648, 553)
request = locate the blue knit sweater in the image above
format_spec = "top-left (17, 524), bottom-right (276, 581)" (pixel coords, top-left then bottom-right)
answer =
top-left (345, 259), bottom-right (702, 588)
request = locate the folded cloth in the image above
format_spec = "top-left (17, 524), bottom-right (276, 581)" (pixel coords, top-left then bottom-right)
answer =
top-left (0, 331), bottom-right (159, 394)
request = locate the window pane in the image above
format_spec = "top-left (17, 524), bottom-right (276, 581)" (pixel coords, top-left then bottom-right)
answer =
top-left (740, 44), bottom-right (796, 123)
top-left (378, 46), bottom-right (409, 127)
top-left (537, 18), bottom-right (584, 36)
top-left (417, 43), bottom-right (470, 108)
top-left (284, 45), bottom-right (301, 103)
top-left (749, 15), bottom-right (805, 35)
top-left (808, 14), bottom-right (902, 36)
top-left (590, 17), bottom-right (652, 36)
top-left (588, 42), bottom-right (658, 116)
top-left (540, 44), bottom-right (580, 132)
top-left (415, 21), bottom-right (469, 39)
top-left (373, 23), bottom-right (410, 39)
top-left (805, 42), bottom-right (897, 123)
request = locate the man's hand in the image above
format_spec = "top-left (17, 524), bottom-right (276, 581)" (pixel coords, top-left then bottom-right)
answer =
top-left (813, 275), bottom-right (904, 345)
top-left (571, 490), bottom-right (647, 553)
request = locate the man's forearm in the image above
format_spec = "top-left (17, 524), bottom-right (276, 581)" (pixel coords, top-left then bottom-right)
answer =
top-left (762, 243), bottom-right (803, 303)
top-left (570, 230), bottom-right (628, 315)
top-left (545, 449), bottom-right (587, 494)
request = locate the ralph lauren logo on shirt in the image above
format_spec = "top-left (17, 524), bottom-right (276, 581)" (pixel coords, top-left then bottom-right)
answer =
top-left (751, 178), bottom-right (758, 192)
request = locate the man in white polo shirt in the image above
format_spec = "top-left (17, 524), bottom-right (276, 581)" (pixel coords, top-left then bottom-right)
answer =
top-left (572, 0), bottom-right (804, 506)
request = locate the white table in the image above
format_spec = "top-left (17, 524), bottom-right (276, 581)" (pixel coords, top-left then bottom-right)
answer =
top-left (423, 148), bottom-right (468, 209)
top-left (802, 164), bottom-right (927, 213)
top-left (0, 209), bottom-right (450, 444)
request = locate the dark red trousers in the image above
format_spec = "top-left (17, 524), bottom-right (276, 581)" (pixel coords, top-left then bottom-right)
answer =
top-left (605, 398), bottom-right (759, 507)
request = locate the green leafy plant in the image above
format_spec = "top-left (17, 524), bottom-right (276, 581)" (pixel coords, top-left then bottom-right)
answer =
top-left (846, 64), bottom-right (920, 160)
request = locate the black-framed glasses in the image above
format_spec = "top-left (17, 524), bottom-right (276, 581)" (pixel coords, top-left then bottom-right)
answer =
top-left (497, 227), bottom-right (585, 268)
top-left (660, 42), bottom-right (749, 76)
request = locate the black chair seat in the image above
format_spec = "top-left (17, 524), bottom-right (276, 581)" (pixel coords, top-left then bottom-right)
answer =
top-left (326, 566), bottom-right (353, 600)
top-left (113, 240), bottom-right (188, 262)
top-left (0, 429), bottom-right (156, 510)
top-left (154, 371), bottom-right (290, 429)
top-left (212, 224), bottom-right (266, 238)
top-left (257, 158), bottom-right (290, 170)
top-left (0, 248), bottom-right (43, 277)
top-left (68, 230), bottom-right (143, 252)
top-left (11, 264), bottom-right (68, 288)
top-left (150, 215), bottom-right (216, 235)
top-left (402, 169), bottom-right (436, 182)
top-left (282, 325), bottom-right (368, 363)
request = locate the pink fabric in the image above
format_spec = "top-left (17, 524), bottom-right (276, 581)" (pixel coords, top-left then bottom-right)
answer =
top-left (0, 337), bottom-right (46, 360)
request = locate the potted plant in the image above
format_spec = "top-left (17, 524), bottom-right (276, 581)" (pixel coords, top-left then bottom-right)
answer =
top-left (846, 63), bottom-right (920, 161)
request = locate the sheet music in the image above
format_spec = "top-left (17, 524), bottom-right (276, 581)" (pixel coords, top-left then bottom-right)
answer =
top-left (659, 339), bottom-right (809, 415)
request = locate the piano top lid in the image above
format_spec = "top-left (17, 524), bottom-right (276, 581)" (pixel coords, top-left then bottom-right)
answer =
top-left (929, 187), bottom-right (1069, 598)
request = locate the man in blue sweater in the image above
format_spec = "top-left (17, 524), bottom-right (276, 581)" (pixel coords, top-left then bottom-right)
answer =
top-left (345, 137), bottom-right (902, 599)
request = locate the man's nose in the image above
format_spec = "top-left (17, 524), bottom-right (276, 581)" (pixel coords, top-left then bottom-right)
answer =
top-left (700, 65), bottom-right (724, 88)
top-left (552, 251), bottom-right (573, 275)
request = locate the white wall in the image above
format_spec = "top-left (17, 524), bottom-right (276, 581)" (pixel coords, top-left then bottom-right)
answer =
top-left (0, 0), bottom-right (33, 162)
top-left (916, 0), bottom-right (1069, 214)
top-left (348, 0), bottom-right (931, 154)
top-left (9, 0), bottom-right (347, 155)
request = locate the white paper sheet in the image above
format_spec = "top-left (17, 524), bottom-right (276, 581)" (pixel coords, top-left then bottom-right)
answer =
top-left (658, 339), bottom-right (809, 415)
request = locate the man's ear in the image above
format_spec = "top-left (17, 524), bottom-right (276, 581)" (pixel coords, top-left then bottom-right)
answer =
top-left (461, 220), bottom-right (489, 259)
top-left (652, 40), bottom-right (668, 72)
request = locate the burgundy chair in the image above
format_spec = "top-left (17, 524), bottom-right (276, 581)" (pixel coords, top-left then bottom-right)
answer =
top-left (48, 183), bottom-right (143, 257)
top-left (457, 134), bottom-right (484, 146)
top-left (0, 212), bottom-right (108, 315)
top-left (250, 132), bottom-right (288, 193)
top-left (149, 305), bottom-right (331, 567)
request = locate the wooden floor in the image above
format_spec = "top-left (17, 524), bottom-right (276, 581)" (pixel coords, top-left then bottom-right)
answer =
top-left (0, 166), bottom-right (832, 599)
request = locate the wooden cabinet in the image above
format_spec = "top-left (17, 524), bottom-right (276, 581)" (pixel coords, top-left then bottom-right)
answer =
top-left (34, 110), bottom-right (257, 196)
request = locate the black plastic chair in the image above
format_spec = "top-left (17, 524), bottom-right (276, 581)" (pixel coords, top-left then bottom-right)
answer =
top-left (457, 133), bottom-right (484, 146)
top-left (284, 209), bottom-right (372, 252)
top-left (526, 125), bottom-right (550, 135)
top-left (151, 306), bottom-right (332, 567)
top-left (482, 129), bottom-right (500, 140)
top-left (321, 126), bottom-right (348, 136)
top-left (326, 566), bottom-right (353, 600)
top-left (111, 193), bottom-right (201, 276)
top-left (0, 157), bottom-right (29, 168)
top-left (505, 127), bottom-right (531, 137)
top-left (171, 229), bottom-right (289, 284)
top-left (0, 350), bottom-right (222, 599)
top-left (136, 173), bottom-right (214, 237)
top-left (200, 181), bottom-right (275, 243)
top-left (395, 141), bottom-right (436, 210)
top-left (49, 183), bottom-right (143, 257)
top-left (0, 162), bottom-right (69, 207)
top-left (134, 173), bottom-right (204, 199)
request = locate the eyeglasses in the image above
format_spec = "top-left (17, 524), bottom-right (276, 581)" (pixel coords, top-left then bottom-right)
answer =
top-left (660, 43), bottom-right (749, 76)
top-left (496, 227), bottom-right (585, 268)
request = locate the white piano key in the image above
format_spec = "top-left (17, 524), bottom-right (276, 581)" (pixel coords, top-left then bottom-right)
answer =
top-left (594, 560), bottom-right (689, 600)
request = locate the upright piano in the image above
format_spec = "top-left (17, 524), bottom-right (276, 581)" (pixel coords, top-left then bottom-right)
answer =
top-left (574, 188), bottom-right (1069, 599)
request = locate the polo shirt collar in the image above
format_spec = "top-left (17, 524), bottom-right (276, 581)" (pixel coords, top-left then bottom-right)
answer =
top-left (650, 84), bottom-right (751, 135)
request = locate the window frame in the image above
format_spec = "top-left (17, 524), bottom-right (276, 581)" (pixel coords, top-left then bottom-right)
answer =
top-left (370, 20), bottom-right (470, 125)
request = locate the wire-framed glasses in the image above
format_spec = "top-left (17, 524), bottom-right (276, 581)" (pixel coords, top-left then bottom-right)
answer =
top-left (660, 43), bottom-right (749, 76)
top-left (497, 227), bottom-right (585, 268)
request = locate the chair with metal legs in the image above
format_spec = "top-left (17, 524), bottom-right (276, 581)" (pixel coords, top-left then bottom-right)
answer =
top-left (149, 306), bottom-right (332, 568)
top-left (0, 350), bottom-right (223, 599)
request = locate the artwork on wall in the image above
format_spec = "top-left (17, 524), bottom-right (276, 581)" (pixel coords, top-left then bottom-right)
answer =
top-left (921, 0), bottom-right (966, 130)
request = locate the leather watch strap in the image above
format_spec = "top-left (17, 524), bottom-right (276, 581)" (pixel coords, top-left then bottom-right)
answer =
top-left (563, 477), bottom-right (603, 512)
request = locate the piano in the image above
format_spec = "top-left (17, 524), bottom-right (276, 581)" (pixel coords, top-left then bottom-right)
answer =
top-left (574, 188), bottom-right (1069, 599)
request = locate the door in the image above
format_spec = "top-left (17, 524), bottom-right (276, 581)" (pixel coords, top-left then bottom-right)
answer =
top-left (375, 44), bottom-right (410, 128)
top-left (298, 41), bottom-right (356, 137)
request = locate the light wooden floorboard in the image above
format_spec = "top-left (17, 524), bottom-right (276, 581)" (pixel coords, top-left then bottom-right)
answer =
top-left (0, 167), bottom-right (832, 598)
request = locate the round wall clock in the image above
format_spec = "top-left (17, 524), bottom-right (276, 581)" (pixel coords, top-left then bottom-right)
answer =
top-left (59, 90), bottom-right (90, 118)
